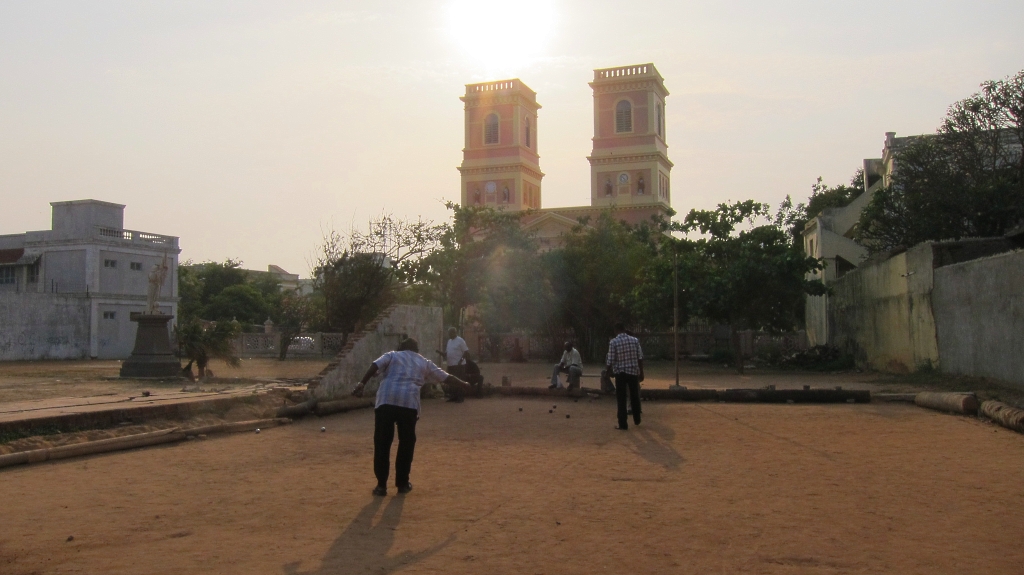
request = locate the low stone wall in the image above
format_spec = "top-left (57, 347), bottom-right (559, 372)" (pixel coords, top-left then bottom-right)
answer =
top-left (310, 305), bottom-right (444, 400)
top-left (933, 249), bottom-right (1024, 388)
top-left (0, 293), bottom-right (91, 360)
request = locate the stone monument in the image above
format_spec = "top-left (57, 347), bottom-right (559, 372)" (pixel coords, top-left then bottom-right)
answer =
top-left (120, 254), bottom-right (181, 378)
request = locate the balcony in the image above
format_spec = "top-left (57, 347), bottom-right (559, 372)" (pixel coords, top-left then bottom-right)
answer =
top-left (96, 227), bottom-right (179, 249)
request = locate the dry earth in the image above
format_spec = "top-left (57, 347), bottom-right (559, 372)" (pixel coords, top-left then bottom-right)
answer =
top-left (2, 392), bottom-right (1023, 574)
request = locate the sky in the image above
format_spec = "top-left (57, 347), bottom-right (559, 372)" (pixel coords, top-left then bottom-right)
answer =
top-left (1, 0), bottom-right (1022, 276)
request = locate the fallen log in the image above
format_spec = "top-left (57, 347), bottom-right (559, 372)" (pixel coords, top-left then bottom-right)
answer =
top-left (914, 392), bottom-right (980, 415)
top-left (0, 428), bottom-right (184, 469)
top-left (0, 418), bottom-right (291, 471)
top-left (314, 397), bottom-right (376, 416)
top-left (493, 386), bottom-right (585, 398)
top-left (717, 388), bottom-right (871, 403)
top-left (980, 400), bottom-right (1024, 434)
top-left (639, 389), bottom-right (718, 401)
top-left (276, 399), bottom-right (317, 419)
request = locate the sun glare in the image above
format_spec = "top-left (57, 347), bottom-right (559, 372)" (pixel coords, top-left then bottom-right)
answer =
top-left (445, 0), bottom-right (558, 74)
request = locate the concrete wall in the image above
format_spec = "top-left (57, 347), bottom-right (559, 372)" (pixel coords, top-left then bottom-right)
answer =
top-left (0, 293), bottom-right (90, 360)
top-left (828, 244), bottom-right (939, 372)
top-left (933, 249), bottom-right (1024, 388)
top-left (313, 305), bottom-right (444, 400)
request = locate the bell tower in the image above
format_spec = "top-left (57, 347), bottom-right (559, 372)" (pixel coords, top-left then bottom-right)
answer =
top-left (458, 79), bottom-right (543, 211)
top-left (587, 63), bottom-right (672, 209)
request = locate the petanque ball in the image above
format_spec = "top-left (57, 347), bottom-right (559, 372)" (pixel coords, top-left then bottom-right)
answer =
top-left (321, 427), bottom-right (326, 432)
top-left (566, 414), bottom-right (570, 419)
top-left (549, 409), bottom-right (553, 413)
top-left (518, 407), bottom-right (523, 411)
top-left (552, 405), bottom-right (557, 409)
top-left (255, 429), bottom-right (261, 434)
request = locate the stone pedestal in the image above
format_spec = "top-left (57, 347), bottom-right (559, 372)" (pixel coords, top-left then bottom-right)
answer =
top-left (120, 314), bottom-right (181, 378)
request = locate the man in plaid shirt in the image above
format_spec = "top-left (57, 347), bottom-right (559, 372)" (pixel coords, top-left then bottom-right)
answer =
top-left (353, 337), bottom-right (469, 497)
top-left (606, 322), bottom-right (644, 430)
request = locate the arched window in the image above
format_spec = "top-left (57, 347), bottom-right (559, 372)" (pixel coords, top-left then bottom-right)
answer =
top-left (615, 100), bottom-right (632, 133)
top-left (525, 118), bottom-right (531, 148)
top-left (604, 177), bottom-right (613, 196)
top-left (656, 104), bottom-right (663, 137)
top-left (484, 113), bottom-right (499, 144)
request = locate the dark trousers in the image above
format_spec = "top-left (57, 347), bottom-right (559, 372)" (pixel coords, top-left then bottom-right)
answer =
top-left (615, 373), bottom-right (642, 428)
top-left (374, 404), bottom-right (418, 488)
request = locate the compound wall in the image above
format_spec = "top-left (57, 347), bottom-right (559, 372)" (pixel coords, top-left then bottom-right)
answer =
top-left (933, 249), bottom-right (1024, 388)
top-left (0, 293), bottom-right (91, 360)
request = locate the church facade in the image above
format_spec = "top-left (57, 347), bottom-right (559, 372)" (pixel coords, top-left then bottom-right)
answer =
top-left (458, 63), bottom-right (673, 247)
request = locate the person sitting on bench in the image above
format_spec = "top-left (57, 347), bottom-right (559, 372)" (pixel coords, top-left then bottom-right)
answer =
top-left (550, 341), bottom-right (583, 390)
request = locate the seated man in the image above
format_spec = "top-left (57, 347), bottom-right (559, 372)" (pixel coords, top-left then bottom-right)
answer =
top-left (550, 341), bottom-right (583, 390)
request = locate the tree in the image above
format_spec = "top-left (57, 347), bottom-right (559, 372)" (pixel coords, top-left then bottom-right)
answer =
top-left (857, 70), bottom-right (1024, 252)
top-left (175, 318), bottom-right (241, 379)
top-left (548, 212), bottom-right (661, 360)
top-left (776, 170), bottom-right (865, 245)
top-left (676, 200), bottom-right (826, 373)
top-left (312, 214), bottom-right (443, 340)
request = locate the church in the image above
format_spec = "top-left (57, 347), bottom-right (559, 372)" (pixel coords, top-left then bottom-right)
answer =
top-left (457, 63), bottom-right (673, 247)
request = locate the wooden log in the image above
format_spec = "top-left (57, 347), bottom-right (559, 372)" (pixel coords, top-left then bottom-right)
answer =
top-left (980, 400), bottom-right (1024, 433)
top-left (0, 428), bottom-right (184, 470)
top-left (313, 397), bottom-right (376, 416)
top-left (493, 386), bottom-right (585, 398)
top-left (716, 388), bottom-right (871, 403)
top-left (276, 399), bottom-right (317, 419)
top-left (181, 418), bottom-right (291, 436)
top-left (640, 389), bottom-right (719, 401)
top-left (914, 392), bottom-right (980, 415)
top-left (0, 418), bottom-right (292, 471)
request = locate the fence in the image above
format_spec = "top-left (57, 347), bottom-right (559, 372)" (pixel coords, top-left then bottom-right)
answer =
top-left (234, 332), bottom-right (347, 358)
top-left (474, 327), bottom-right (808, 363)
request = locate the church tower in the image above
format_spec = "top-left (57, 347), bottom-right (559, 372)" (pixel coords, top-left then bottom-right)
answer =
top-left (458, 79), bottom-right (543, 211)
top-left (588, 64), bottom-right (672, 209)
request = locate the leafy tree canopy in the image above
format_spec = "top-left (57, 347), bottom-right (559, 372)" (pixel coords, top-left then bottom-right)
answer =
top-left (857, 69), bottom-right (1024, 252)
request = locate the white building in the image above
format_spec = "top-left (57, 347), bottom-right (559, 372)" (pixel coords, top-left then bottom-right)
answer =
top-left (0, 200), bottom-right (179, 360)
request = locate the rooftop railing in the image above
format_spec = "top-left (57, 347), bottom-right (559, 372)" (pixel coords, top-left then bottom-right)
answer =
top-left (96, 227), bottom-right (178, 248)
top-left (593, 64), bottom-right (658, 81)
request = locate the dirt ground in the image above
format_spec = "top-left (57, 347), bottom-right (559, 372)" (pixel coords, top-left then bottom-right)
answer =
top-left (0, 358), bottom-right (328, 403)
top-left (3, 393), bottom-right (1024, 574)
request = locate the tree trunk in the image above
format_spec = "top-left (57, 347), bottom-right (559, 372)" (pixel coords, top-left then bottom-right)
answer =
top-left (731, 323), bottom-right (744, 375)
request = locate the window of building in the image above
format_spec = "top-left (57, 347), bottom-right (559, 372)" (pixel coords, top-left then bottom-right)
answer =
top-left (27, 263), bottom-right (39, 283)
top-left (525, 118), bottom-right (531, 148)
top-left (484, 113), bottom-right (499, 144)
top-left (102, 311), bottom-right (116, 320)
top-left (0, 267), bottom-right (15, 285)
top-left (104, 259), bottom-right (117, 268)
top-left (656, 104), bottom-right (663, 137)
top-left (615, 100), bottom-right (632, 133)
top-left (130, 262), bottom-right (143, 271)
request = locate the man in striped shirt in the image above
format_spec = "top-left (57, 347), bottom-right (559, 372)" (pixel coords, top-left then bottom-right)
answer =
top-left (353, 337), bottom-right (469, 496)
top-left (606, 323), bottom-right (645, 430)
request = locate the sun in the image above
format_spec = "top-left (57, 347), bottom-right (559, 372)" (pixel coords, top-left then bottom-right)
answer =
top-left (444, 0), bottom-right (558, 74)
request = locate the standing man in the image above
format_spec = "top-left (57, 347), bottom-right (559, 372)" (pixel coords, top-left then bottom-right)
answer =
top-left (549, 341), bottom-right (583, 390)
top-left (353, 337), bottom-right (469, 497)
top-left (444, 327), bottom-right (471, 402)
top-left (606, 322), bottom-right (644, 430)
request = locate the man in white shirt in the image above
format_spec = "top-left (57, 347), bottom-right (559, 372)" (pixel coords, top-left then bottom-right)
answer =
top-left (353, 337), bottom-right (469, 497)
top-left (550, 341), bottom-right (583, 390)
top-left (444, 327), bottom-right (472, 402)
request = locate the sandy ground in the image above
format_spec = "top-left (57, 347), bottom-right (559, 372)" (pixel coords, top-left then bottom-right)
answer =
top-left (3, 394), bottom-right (1023, 574)
top-left (0, 358), bottom-right (328, 403)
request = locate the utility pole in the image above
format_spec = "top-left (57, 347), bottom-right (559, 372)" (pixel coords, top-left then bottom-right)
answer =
top-left (672, 247), bottom-right (681, 389)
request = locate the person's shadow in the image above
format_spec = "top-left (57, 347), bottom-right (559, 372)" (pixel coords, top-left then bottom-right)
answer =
top-left (626, 421), bottom-right (684, 471)
top-left (283, 496), bottom-right (454, 574)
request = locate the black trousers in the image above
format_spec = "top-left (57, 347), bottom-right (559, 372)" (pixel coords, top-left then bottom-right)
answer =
top-left (374, 404), bottom-right (418, 488)
top-left (615, 373), bottom-right (642, 428)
